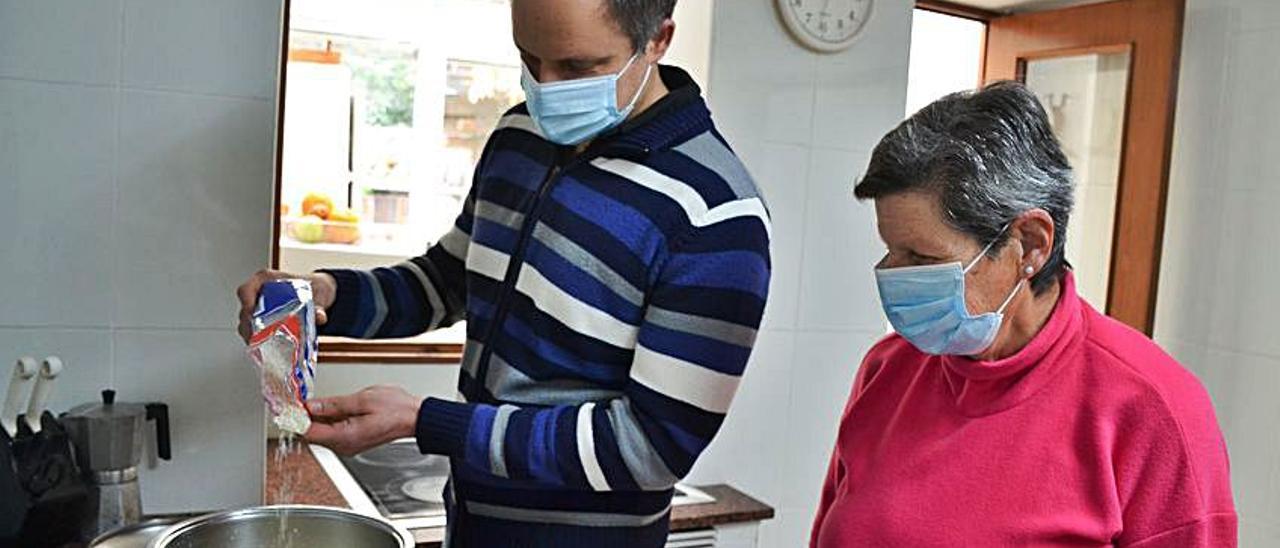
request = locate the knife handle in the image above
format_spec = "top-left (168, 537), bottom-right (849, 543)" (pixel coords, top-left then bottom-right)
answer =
top-left (2, 357), bottom-right (38, 437)
top-left (23, 356), bottom-right (62, 434)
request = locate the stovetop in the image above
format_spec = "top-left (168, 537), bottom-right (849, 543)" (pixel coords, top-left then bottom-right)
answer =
top-left (336, 439), bottom-right (449, 520)
top-left (311, 438), bottom-right (715, 530)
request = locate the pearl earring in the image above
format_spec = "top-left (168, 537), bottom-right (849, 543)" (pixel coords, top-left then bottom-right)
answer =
top-left (1024, 265), bottom-right (1035, 275)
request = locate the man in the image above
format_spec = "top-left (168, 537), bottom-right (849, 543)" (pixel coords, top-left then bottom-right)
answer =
top-left (237, 0), bottom-right (771, 545)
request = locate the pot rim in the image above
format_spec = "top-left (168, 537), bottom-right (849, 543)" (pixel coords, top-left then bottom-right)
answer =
top-left (147, 504), bottom-right (414, 548)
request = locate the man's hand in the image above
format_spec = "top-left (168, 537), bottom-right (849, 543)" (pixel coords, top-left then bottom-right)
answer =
top-left (236, 269), bottom-right (337, 343)
top-left (304, 385), bottom-right (421, 456)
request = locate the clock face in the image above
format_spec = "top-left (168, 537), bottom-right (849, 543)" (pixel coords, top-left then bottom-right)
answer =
top-left (778, 0), bottom-right (873, 52)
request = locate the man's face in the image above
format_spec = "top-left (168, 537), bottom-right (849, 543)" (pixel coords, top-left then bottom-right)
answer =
top-left (512, 0), bottom-right (651, 106)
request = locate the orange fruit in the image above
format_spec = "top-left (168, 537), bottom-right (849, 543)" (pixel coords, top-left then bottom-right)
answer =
top-left (301, 192), bottom-right (334, 219)
top-left (308, 202), bottom-right (331, 220)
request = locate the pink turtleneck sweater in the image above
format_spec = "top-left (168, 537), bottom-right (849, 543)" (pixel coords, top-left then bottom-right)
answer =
top-left (810, 273), bottom-right (1236, 547)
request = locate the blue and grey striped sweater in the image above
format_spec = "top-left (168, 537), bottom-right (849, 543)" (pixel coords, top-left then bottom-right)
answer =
top-left (320, 66), bottom-right (771, 546)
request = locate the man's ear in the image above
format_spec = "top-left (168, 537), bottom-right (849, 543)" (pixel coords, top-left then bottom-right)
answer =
top-left (647, 19), bottom-right (676, 62)
top-left (1012, 209), bottom-right (1055, 274)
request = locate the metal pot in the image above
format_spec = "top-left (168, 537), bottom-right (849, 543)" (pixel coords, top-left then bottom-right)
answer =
top-left (148, 505), bottom-right (413, 548)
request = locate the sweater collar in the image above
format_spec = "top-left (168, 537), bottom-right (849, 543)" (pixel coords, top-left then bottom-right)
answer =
top-left (604, 64), bottom-right (709, 151)
top-left (939, 271), bottom-right (1087, 415)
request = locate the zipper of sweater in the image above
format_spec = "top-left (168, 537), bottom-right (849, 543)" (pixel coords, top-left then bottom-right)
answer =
top-left (469, 160), bottom-right (562, 401)
top-left (466, 141), bottom-right (649, 401)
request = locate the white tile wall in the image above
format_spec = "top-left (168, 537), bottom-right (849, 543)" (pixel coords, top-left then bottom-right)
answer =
top-left (0, 80), bottom-right (117, 328)
top-left (1199, 349), bottom-right (1280, 527)
top-left (0, 0), bottom-right (281, 512)
top-left (781, 331), bottom-right (878, 511)
top-left (1222, 30), bottom-right (1280, 193)
top-left (114, 90), bottom-right (275, 329)
top-left (743, 142), bottom-right (810, 331)
top-left (113, 329), bottom-right (265, 511)
top-left (797, 148), bottom-right (882, 333)
top-left (1208, 188), bottom-right (1280, 358)
top-left (1155, 0), bottom-right (1280, 542)
top-left (1241, 517), bottom-right (1280, 548)
top-left (121, 0), bottom-right (282, 100)
top-left (0, 0), bottom-right (123, 85)
top-left (811, 64), bottom-right (910, 154)
top-left (686, 331), bottom-right (797, 508)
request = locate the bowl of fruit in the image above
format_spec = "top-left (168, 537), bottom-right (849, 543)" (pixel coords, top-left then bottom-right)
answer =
top-left (286, 192), bottom-right (363, 245)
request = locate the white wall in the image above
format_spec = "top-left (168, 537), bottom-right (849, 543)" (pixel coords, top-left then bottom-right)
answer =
top-left (665, 0), bottom-right (714, 93)
top-left (1154, 0), bottom-right (1280, 545)
top-left (0, 0), bottom-right (281, 513)
top-left (903, 8), bottom-right (983, 116)
top-left (679, 3), bottom-right (913, 546)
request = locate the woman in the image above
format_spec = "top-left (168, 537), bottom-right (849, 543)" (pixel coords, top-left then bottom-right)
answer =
top-left (810, 82), bottom-right (1236, 547)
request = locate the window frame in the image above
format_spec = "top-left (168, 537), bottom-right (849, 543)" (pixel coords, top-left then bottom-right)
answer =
top-left (271, 0), bottom-right (464, 365)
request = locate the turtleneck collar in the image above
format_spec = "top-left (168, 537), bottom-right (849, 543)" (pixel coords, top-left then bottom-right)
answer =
top-left (939, 271), bottom-right (1087, 416)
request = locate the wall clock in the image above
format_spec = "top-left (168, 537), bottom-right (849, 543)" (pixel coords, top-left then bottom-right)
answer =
top-left (776, 0), bottom-right (874, 53)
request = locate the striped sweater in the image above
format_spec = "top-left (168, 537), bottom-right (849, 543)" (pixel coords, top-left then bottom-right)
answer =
top-left (320, 66), bottom-right (771, 546)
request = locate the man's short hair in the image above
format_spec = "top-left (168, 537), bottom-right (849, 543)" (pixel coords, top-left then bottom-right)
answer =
top-left (605, 0), bottom-right (677, 52)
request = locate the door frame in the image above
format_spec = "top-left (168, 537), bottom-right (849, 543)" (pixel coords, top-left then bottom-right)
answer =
top-left (983, 0), bottom-right (1186, 335)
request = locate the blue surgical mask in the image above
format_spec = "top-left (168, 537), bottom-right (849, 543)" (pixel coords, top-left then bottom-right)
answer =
top-left (875, 235), bottom-right (1025, 356)
top-left (521, 53), bottom-right (654, 146)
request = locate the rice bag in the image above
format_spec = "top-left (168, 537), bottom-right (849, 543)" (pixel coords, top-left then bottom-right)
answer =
top-left (247, 279), bottom-right (318, 435)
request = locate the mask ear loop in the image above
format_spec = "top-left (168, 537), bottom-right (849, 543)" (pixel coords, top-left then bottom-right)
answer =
top-left (962, 223), bottom-right (1015, 274)
top-left (963, 224), bottom-right (1028, 315)
top-left (962, 233), bottom-right (1003, 273)
top-left (618, 55), bottom-right (654, 114)
top-left (995, 274), bottom-right (1026, 314)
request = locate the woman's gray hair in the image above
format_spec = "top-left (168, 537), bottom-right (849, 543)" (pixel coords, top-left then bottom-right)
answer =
top-left (604, 0), bottom-right (677, 52)
top-left (854, 81), bottom-right (1075, 294)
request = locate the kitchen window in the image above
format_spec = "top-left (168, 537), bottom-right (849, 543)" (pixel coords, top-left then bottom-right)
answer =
top-left (274, 0), bottom-right (526, 363)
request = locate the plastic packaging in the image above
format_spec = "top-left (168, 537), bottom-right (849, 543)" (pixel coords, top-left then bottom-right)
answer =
top-left (247, 279), bottom-right (318, 435)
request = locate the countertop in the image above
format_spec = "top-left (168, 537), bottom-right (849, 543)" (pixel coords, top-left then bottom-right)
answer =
top-left (265, 439), bottom-right (774, 547)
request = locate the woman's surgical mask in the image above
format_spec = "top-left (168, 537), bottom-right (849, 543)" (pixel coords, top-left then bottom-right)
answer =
top-left (521, 52), bottom-right (654, 146)
top-left (874, 234), bottom-right (1026, 356)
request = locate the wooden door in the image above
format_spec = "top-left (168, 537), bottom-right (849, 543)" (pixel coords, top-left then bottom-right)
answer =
top-left (984, 0), bottom-right (1185, 335)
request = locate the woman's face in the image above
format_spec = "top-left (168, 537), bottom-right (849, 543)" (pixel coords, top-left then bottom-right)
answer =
top-left (874, 191), bottom-right (1025, 319)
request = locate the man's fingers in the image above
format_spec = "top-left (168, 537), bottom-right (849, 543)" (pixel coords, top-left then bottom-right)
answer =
top-left (307, 395), bottom-right (360, 419)
top-left (315, 306), bottom-right (328, 326)
top-left (305, 417), bottom-right (373, 456)
top-left (236, 271), bottom-right (268, 306)
top-left (237, 321), bottom-right (252, 344)
top-left (305, 421), bottom-right (352, 453)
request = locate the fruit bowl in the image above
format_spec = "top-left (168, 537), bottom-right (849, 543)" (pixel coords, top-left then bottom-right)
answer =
top-left (285, 216), bottom-right (362, 245)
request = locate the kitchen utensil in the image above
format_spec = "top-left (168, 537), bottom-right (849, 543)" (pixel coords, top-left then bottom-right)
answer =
top-left (2, 357), bottom-right (38, 437)
top-left (150, 505), bottom-right (415, 548)
top-left (61, 389), bottom-right (172, 540)
top-left (3, 356), bottom-right (88, 547)
top-left (23, 356), bottom-right (62, 434)
top-left (87, 516), bottom-right (186, 548)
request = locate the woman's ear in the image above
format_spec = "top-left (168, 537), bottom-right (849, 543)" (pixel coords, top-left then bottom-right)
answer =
top-left (1012, 209), bottom-right (1055, 275)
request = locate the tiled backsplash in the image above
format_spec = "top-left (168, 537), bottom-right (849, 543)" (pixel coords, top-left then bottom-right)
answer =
top-left (0, 0), bottom-right (282, 512)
